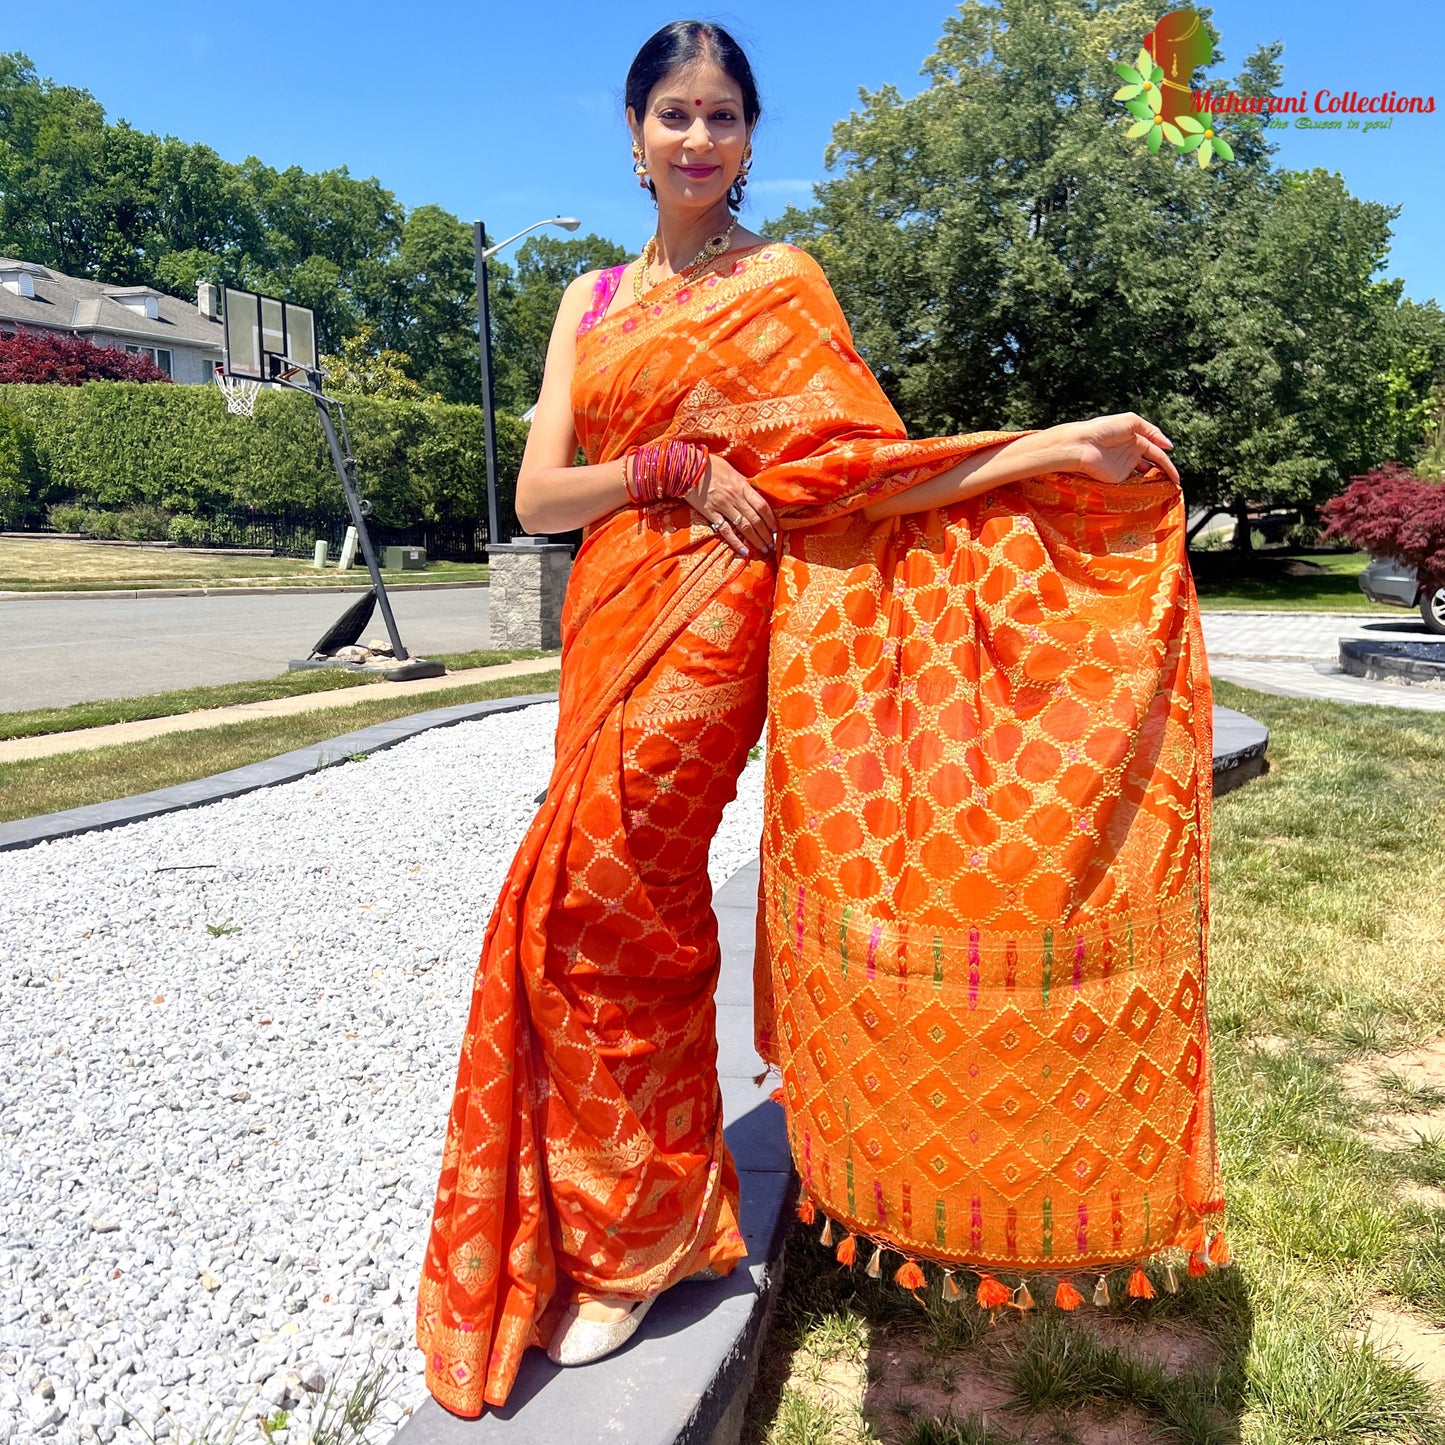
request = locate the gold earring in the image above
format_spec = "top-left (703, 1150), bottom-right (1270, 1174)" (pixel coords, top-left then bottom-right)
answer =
top-left (734, 144), bottom-right (753, 193)
top-left (632, 143), bottom-right (649, 187)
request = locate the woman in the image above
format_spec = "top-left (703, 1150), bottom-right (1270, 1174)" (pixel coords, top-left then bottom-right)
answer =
top-left (416, 19), bottom-right (1221, 1416)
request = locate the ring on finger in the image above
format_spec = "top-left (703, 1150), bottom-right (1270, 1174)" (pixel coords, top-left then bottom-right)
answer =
top-left (708, 518), bottom-right (725, 531)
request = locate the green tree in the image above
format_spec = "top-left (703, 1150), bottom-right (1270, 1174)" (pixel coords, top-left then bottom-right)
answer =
top-left (321, 324), bottom-right (433, 400)
top-left (365, 205), bottom-right (481, 404)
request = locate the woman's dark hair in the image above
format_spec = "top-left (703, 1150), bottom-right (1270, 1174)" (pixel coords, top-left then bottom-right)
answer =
top-left (625, 20), bottom-right (762, 211)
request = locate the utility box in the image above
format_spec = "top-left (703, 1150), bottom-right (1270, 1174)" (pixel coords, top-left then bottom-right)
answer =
top-left (382, 545), bottom-right (427, 570)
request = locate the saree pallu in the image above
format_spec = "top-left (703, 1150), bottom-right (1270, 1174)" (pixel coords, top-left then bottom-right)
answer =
top-left (716, 245), bottom-right (1222, 1283)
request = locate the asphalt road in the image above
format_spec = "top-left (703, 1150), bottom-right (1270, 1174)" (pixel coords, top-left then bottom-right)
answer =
top-left (2, 593), bottom-right (1429, 717)
top-left (1, 588), bottom-right (491, 713)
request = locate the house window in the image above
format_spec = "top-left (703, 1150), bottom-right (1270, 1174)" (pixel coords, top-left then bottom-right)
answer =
top-left (125, 344), bottom-right (173, 376)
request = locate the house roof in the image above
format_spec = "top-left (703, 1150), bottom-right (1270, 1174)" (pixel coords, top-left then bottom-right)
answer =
top-left (0, 257), bottom-right (222, 350)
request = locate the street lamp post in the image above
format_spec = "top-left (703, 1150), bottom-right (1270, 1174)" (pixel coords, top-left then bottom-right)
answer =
top-left (473, 215), bottom-right (580, 552)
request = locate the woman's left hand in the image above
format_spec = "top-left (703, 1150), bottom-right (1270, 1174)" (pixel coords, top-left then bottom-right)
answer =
top-left (1051, 413), bottom-right (1181, 488)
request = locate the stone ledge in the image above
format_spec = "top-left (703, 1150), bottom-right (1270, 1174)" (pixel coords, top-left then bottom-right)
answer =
top-left (1211, 704), bottom-right (1270, 798)
top-left (1340, 637), bottom-right (1445, 688)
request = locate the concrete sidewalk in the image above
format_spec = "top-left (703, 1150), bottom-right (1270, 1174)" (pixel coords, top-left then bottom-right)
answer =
top-left (1201, 612), bottom-right (1445, 711)
top-left (0, 579), bottom-right (489, 602)
top-left (1211, 658), bottom-right (1445, 712)
top-left (0, 656), bottom-right (561, 763)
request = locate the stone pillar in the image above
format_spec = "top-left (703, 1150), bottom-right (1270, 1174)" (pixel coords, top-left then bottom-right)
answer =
top-left (486, 540), bottom-right (573, 650)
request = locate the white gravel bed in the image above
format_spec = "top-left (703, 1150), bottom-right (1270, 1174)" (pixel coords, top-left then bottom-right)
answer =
top-left (0, 701), bottom-right (765, 1445)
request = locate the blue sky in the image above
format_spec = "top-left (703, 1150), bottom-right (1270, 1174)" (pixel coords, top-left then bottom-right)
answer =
top-left (7, 2), bottom-right (1443, 305)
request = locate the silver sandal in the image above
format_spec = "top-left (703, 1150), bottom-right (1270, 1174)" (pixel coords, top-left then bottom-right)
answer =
top-left (546, 1294), bottom-right (655, 1366)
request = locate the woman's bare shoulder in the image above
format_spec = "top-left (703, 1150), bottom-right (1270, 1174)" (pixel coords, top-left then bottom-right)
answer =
top-left (553, 269), bottom-right (606, 333)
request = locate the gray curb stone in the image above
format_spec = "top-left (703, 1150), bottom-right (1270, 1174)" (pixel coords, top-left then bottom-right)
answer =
top-left (0, 692), bottom-right (557, 852)
top-left (1212, 704), bottom-right (1270, 797)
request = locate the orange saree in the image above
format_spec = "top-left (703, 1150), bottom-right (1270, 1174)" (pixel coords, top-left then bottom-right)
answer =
top-left (416, 241), bottom-right (1222, 1413)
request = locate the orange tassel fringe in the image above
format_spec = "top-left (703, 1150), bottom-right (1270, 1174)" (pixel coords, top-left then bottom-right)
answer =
top-left (1176, 1222), bottom-right (1207, 1255)
top-left (809, 1213), bottom-right (1228, 1310)
top-left (1054, 1279), bottom-right (1085, 1311)
top-left (1126, 1266), bottom-right (1156, 1300)
top-left (976, 1275), bottom-right (1012, 1310)
top-left (895, 1260), bottom-right (927, 1292)
top-left (769, 1086), bottom-right (786, 1105)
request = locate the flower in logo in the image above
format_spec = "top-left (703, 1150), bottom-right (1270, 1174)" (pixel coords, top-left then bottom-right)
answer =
top-left (1115, 50), bottom-right (1182, 155)
top-left (1113, 47), bottom-right (1164, 109)
top-left (1173, 110), bottom-right (1235, 168)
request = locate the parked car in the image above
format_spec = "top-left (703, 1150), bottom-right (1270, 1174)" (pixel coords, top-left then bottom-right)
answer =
top-left (1359, 555), bottom-right (1445, 634)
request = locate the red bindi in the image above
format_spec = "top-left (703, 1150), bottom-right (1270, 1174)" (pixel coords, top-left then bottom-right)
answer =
top-left (694, 99), bottom-right (702, 105)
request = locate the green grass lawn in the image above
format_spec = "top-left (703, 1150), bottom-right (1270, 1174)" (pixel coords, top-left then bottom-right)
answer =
top-left (746, 681), bottom-right (1445, 1445)
top-left (0, 648), bottom-right (558, 741)
top-left (0, 669), bottom-right (560, 824)
top-left (0, 536), bottom-right (488, 590)
top-left (1192, 551), bottom-right (1398, 614)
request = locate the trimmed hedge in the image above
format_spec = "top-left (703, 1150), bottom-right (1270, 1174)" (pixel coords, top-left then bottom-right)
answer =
top-left (0, 401), bottom-right (43, 527)
top-left (0, 382), bottom-right (527, 534)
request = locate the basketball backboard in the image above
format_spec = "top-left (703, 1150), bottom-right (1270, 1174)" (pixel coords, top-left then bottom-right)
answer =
top-left (221, 287), bottom-right (318, 383)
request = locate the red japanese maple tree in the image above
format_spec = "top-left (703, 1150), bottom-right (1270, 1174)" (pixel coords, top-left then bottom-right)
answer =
top-left (0, 327), bottom-right (172, 385)
top-left (1322, 463), bottom-right (1445, 592)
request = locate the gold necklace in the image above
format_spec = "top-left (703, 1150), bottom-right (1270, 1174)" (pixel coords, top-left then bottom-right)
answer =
top-left (633, 218), bottom-right (739, 304)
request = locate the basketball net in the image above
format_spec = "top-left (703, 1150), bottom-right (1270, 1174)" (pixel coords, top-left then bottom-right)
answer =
top-left (214, 368), bottom-right (261, 418)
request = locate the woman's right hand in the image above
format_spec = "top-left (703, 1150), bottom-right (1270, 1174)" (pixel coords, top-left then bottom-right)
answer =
top-left (685, 453), bottom-right (777, 557)
top-left (1049, 413), bottom-right (1180, 488)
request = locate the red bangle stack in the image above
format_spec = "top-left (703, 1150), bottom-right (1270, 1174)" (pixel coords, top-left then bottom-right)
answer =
top-left (623, 440), bottom-right (708, 506)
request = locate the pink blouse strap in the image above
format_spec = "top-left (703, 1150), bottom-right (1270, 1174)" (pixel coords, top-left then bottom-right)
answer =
top-left (576, 264), bottom-right (627, 337)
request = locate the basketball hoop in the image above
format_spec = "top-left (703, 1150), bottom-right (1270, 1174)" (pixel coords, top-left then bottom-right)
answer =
top-left (214, 367), bottom-right (260, 418)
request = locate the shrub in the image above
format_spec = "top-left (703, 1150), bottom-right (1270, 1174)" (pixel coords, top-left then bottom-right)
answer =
top-left (116, 504), bottom-right (172, 540)
top-left (82, 508), bottom-right (123, 539)
top-left (166, 514), bottom-right (210, 546)
top-left (46, 502), bottom-right (91, 534)
top-left (1322, 462), bottom-right (1445, 590)
top-left (0, 328), bottom-right (171, 385)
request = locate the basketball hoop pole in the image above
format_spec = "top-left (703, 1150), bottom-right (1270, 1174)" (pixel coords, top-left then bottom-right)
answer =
top-left (309, 386), bottom-right (410, 663)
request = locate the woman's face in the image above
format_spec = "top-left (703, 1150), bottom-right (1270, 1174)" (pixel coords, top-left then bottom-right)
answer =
top-left (628, 58), bottom-right (751, 214)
